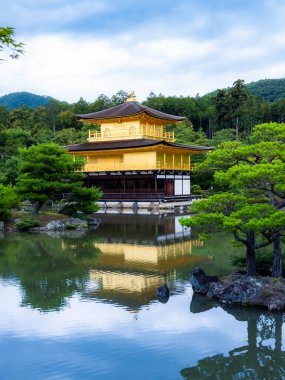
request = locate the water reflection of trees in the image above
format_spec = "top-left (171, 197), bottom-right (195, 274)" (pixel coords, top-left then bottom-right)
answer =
top-left (0, 233), bottom-right (101, 312)
top-left (181, 294), bottom-right (285, 379)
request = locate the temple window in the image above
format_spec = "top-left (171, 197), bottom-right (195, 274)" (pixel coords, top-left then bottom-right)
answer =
top-left (104, 128), bottom-right (111, 137)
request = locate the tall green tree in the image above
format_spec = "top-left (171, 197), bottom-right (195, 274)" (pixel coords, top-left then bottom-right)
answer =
top-left (111, 90), bottom-right (128, 106)
top-left (16, 143), bottom-right (102, 214)
top-left (215, 89), bottom-right (231, 129)
top-left (180, 194), bottom-right (284, 275)
top-left (195, 124), bottom-right (285, 276)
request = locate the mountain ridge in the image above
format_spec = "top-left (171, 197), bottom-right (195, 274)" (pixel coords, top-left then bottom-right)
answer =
top-left (1, 78), bottom-right (285, 110)
top-left (206, 78), bottom-right (285, 101)
top-left (0, 91), bottom-right (54, 110)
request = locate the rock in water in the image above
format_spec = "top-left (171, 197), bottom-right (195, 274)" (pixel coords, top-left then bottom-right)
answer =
top-left (207, 273), bottom-right (285, 311)
top-left (190, 267), bottom-right (219, 294)
top-left (156, 284), bottom-right (170, 298)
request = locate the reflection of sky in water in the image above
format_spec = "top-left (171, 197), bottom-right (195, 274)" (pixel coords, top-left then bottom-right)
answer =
top-left (0, 214), bottom-right (284, 379)
top-left (0, 282), bottom-right (253, 379)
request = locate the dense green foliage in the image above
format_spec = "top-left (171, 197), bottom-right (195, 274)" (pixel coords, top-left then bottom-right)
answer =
top-left (0, 184), bottom-right (18, 221)
top-left (16, 143), bottom-right (102, 215)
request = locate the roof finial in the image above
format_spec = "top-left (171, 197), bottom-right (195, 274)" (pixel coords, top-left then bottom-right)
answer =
top-left (126, 90), bottom-right (137, 102)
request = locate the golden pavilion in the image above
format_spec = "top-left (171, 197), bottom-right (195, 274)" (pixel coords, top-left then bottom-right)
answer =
top-left (67, 92), bottom-right (211, 202)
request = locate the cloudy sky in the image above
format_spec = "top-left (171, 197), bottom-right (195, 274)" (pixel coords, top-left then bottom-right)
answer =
top-left (1, 0), bottom-right (285, 102)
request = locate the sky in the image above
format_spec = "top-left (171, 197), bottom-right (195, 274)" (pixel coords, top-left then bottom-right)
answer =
top-left (1, 0), bottom-right (285, 103)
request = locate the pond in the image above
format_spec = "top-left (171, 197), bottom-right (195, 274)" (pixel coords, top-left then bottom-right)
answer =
top-left (0, 212), bottom-right (284, 379)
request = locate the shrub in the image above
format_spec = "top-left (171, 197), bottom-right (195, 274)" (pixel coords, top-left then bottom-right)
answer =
top-left (15, 216), bottom-right (40, 231)
top-left (191, 184), bottom-right (203, 195)
top-left (66, 223), bottom-right (78, 230)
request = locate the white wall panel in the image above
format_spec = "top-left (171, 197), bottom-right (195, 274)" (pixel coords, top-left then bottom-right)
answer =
top-left (183, 178), bottom-right (190, 195)
top-left (174, 179), bottom-right (183, 195)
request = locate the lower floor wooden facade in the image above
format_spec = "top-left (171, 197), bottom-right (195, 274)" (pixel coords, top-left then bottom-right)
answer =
top-left (85, 170), bottom-right (191, 201)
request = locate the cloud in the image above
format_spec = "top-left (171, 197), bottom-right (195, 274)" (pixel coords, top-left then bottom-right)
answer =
top-left (1, 1), bottom-right (285, 101)
top-left (1, 21), bottom-right (285, 103)
top-left (1, 0), bottom-right (111, 35)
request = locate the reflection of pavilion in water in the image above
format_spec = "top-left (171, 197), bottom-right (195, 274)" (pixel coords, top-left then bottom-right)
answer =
top-left (86, 214), bottom-right (207, 311)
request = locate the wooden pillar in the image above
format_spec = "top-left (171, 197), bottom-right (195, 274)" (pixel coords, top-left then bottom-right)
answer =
top-left (155, 174), bottom-right (157, 194)
top-left (163, 153), bottom-right (166, 169)
top-left (172, 153), bottom-right (175, 170)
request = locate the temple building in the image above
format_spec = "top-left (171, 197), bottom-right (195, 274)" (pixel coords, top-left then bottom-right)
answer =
top-left (67, 92), bottom-right (211, 203)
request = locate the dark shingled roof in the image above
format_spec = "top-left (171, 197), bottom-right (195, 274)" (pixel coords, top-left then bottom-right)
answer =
top-left (78, 101), bottom-right (185, 122)
top-left (66, 139), bottom-right (212, 152)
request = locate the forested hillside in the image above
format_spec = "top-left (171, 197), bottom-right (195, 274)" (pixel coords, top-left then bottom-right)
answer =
top-left (0, 92), bottom-right (53, 110)
top-left (207, 78), bottom-right (285, 102)
top-left (246, 78), bottom-right (285, 101)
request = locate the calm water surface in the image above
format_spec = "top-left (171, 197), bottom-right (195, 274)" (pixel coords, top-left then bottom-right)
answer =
top-left (0, 212), bottom-right (284, 379)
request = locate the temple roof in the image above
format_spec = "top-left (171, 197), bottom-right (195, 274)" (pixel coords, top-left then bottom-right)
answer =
top-left (66, 139), bottom-right (212, 152)
top-left (78, 101), bottom-right (185, 122)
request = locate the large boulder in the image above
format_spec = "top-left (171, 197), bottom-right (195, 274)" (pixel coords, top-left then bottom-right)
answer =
top-left (45, 220), bottom-right (66, 231)
top-left (207, 272), bottom-right (285, 311)
top-left (190, 267), bottom-right (219, 295)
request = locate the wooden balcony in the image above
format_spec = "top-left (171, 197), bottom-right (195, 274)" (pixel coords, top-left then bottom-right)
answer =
top-left (88, 127), bottom-right (175, 142)
top-left (83, 161), bottom-right (191, 172)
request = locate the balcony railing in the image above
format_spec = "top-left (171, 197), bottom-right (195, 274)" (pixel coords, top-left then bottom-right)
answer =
top-left (83, 161), bottom-right (191, 172)
top-left (88, 127), bottom-right (175, 142)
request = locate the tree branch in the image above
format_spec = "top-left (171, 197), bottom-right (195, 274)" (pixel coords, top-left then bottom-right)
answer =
top-left (233, 231), bottom-right (246, 245)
